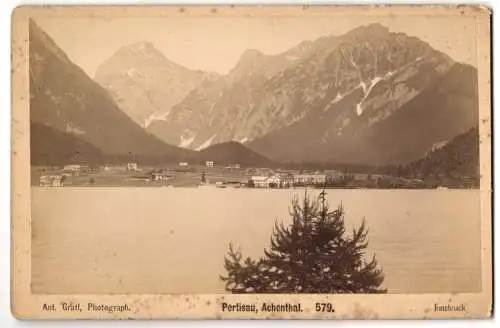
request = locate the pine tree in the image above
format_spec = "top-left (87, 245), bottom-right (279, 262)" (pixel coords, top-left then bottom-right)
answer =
top-left (220, 190), bottom-right (386, 294)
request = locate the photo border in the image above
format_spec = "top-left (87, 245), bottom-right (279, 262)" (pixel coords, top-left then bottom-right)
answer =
top-left (11, 4), bottom-right (493, 319)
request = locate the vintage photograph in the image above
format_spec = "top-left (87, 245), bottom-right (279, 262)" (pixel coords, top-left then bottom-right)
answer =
top-left (11, 5), bottom-right (491, 319)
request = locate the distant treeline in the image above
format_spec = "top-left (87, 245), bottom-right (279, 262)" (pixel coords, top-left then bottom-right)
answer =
top-left (402, 127), bottom-right (479, 178)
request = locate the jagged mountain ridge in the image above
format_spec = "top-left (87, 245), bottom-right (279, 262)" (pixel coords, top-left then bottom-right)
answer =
top-left (248, 61), bottom-right (478, 165)
top-left (145, 34), bottom-right (338, 149)
top-left (94, 41), bottom-right (213, 127)
top-left (145, 23), bottom-right (477, 165)
top-left (29, 20), bottom-right (194, 161)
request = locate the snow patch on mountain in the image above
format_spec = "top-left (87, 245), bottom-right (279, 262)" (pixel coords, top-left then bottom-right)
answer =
top-left (179, 134), bottom-right (196, 148)
top-left (359, 80), bottom-right (367, 94)
top-left (324, 92), bottom-right (346, 111)
top-left (384, 70), bottom-right (395, 78)
top-left (65, 122), bottom-right (85, 136)
top-left (124, 68), bottom-right (138, 77)
top-left (196, 135), bottom-right (217, 151)
top-left (231, 137), bottom-right (252, 144)
top-left (143, 112), bottom-right (170, 128)
top-left (356, 103), bottom-right (364, 116)
top-left (356, 76), bottom-right (382, 116)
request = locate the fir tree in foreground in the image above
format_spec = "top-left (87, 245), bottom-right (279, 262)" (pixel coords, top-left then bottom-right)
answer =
top-left (220, 191), bottom-right (386, 293)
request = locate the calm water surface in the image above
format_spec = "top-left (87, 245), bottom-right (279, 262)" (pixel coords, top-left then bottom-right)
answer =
top-left (31, 188), bottom-right (481, 294)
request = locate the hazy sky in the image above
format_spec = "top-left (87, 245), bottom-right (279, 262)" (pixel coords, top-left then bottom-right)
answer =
top-left (35, 14), bottom-right (478, 76)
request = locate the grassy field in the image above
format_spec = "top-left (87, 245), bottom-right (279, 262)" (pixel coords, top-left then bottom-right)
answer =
top-left (31, 165), bottom-right (251, 187)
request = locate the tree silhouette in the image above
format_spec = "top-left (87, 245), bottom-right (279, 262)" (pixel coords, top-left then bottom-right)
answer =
top-left (220, 190), bottom-right (386, 293)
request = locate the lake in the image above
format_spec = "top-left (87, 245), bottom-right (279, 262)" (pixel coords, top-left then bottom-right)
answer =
top-left (31, 187), bottom-right (482, 294)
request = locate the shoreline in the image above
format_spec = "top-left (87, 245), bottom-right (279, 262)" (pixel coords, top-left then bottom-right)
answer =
top-left (30, 185), bottom-right (480, 190)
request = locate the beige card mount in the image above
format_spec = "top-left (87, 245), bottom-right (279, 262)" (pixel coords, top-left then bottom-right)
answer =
top-left (11, 4), bottom-right (492, 320)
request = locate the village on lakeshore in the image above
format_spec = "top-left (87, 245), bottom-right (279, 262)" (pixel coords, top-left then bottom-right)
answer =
top-left (27, 18), bottom-right (481, 193)
top-left (32, 159), bottom-right (472, 189)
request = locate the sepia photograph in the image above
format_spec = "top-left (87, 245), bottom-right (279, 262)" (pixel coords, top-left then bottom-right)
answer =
top-left (11, 4), bottom-right (492, 319)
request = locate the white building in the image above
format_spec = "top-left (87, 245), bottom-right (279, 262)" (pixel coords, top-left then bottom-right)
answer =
top-left (278, 174), bottom-right (294, 188)
top-left (293, 174), bottom-right (327, 185)
top-left (266, 175), bottom-right (281, 188)
top-left (152, 172), bottom-right (170, 182)
top-left (127, 163), bottom-right (138, 172)
top-left (39, 175), bottom-right (64, 187)
top-left (251, 175), bottom-right (282, 188)
top-left (324, 170), bottom-right (343, 179)
top-left (63, 164), bottom-right (89, 176)
top-left (178, 162), bottom-right (188, 167)
top-left (63, 164), bottom-right (80, 172)
top-left (205, 161), bottom-right (214, 167)
top-left (251, 176), bottom-right (270, 188)
top-left (226, 164), bottom-right (240, 169)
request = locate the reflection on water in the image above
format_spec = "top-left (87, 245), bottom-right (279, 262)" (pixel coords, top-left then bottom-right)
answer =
top-left (31, 188), bottom-right (481, 294)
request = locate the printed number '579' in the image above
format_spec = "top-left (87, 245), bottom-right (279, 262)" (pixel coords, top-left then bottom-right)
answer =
top-left (315, 303), bottom-right (335, 312)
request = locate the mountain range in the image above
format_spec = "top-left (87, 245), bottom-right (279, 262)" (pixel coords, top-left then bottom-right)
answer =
top-left (144, 35), bottom-right (338, 150)
top-left (94, 41), bottom-right (213, 127)
top-left (136, 23), bottom-right (478, 166)
top-left (29, 20), bottom-right (479, 172)
top-left (249, 60), bottom-right (478, 165)
top-left (29, 20), bottom-right (194, 164)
